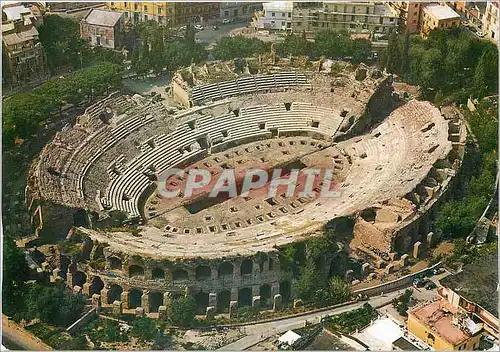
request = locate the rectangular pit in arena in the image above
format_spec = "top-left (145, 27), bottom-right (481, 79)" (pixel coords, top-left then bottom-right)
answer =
top-left (182, 158), bottom-right (308, 214)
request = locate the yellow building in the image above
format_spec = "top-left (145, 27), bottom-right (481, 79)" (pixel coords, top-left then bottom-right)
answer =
top-left (407, 300), bottom-right (483, 350)
top-left (106, 2), bottom-right (175, 26)
top-left (420, 3), bottom-right (460, 37)
top-left (106, 2), bottom-right (219, 27)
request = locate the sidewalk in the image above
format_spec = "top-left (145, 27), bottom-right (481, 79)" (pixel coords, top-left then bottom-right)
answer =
top-left (1, 315), bottom-right (52, 350)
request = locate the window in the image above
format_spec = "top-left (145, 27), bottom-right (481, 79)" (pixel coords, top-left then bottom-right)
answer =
top-left (350, 23), bottom-right (355, 28)
top-left (224, 10), bottom-right (229, 17)
top-left (296, 21), bottom-right (302, 26)
top-left (272, 12), bottom-right (275, 17)
top-left (134, 3), bottom-right (138, 10)
top-left (282, 12), bottom-right (285, 17)
top-left (157, 6), bottom-right (162, 14)
top-left (234, 9), bottom-right (238, 16)
top-left (366, 7), bottom-right (369, 14)
top-left (144, 14), bottom-right (148, 20)
top-left (288, 12), bottom-right (291, 17)
top-left (124, 12), bottom-right (128, 18)
top-left (390, 17), bottom-right (394, 22)
top-left (379, 17), bottom-right (383, 24)
top-left (334, 5), bottom-right (337, 12)
top-left (123, 2), bottom-right (126, 7)
top-left (351, 15), bottom-right (355, 21)
top-left (110, 2), bottom-right (114, 5)
top-left (352, 6), bottom-right (356, 13)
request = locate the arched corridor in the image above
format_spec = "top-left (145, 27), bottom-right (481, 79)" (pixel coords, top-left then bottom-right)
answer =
top-left (260, 284), bottom-right (271, 307)
top-left (129, 265), bottom-right (145, 277)
top-left (149, 291), bottom-right (163, 313)
top-left (238, 287), bottom-right (252, 307)
top-left (108, 284), bottom-right (123, 304)
top-left (194, 291), bottom-right (209, 315)
top-left (89, 276), bottom-right (104, 295)
top-left (217, 290), bottom-right (231, 313)
top-left (129, 288), bottom-right (143, 309)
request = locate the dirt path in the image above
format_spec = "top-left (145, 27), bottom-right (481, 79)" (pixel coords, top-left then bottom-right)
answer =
top-left (2, 315), bottom-right (52, 351)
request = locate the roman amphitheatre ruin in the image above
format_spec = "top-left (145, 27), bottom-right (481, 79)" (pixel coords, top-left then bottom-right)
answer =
top-left (27, 57), bottom-right (466, 316)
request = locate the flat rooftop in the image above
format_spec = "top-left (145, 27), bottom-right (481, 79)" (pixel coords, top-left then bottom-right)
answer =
top-left (440, 252), bottom-right (499, 317)
top-left (423, 4), bottom-right (460, 20)
top-left (410, 301), bottom-right (477, 346)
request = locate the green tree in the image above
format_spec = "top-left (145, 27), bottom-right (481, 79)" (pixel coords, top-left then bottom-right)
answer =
top-left (278, 33), bottom-right (310, 57)
top-left (383, 32), bottom-right (400, 73)
top-left (131, 317), bottom-right (158, 341)
top-left (168, 295), bottom-right (197, 327)
top-left (213, 36), bottom-right (270, 60)
top-left (2, 235), bottom-right (30, 317)
top-left (328, 276), bottom-right (352, 304)
top-left (295, 262), bottom-right (322, 302)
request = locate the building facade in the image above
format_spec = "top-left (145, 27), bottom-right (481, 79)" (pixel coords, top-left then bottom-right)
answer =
top-left (482, 1), bottom-right (498, 44)
top-left (253, 1), bottom-right (293, 31)
top-left (292, 2), bottom-right (399, 35)
top-left (106, 2), bottom-right (175, 26)
top-left (80, 9), bottom-right (124, 49)
top-left (2, 4), bottom-right (46, 84)
top-left (388, 1), bottom-right (422, 34)
top-left (407, 300), bottom-right (483, 350)
top-left (420, 4), bottom-right (460, 37)
top-left (220, 2), bottom-right (262, 22)
top-left (106, 2), bottom-right (219, 27)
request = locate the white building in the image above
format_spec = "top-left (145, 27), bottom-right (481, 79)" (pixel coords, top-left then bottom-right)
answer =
top-left (253, 1), bottom-right (293, 31)
top-left (482, 1), bottom-right (498, 44)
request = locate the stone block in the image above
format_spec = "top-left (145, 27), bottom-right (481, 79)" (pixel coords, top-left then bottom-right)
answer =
top-left (427, 232), bottom-right (435, 247)
top-left (368, 272), bottom-right (377, 280)
top-left (163, 292), bottom-right (172, 308)
top-left (229, 301), bottom-right (238, 318)
top-left (208, 292), bottom-right (217, 307)
top-left (252, 295), bottom-right (261, 309)
top-left (66, 271), bottom-right (73, 288)
top-left (141, 292), bottom-right (149, 313)
top-left (273, 294), bottom-right (282, 311)
top-left (293, 299), bottom-right (304, 308)
top-left (389, 252), bottom-right (398, 261)
top-left (158, 306), bottom-right (167, 320)
top-left (121, 291), bottom-right (129, 309)
top-left (361, 263), bottom-right (371, 274)
top-left (82, 282), bottom-right (91, 296)
top-left (41, 262), bottom-right (50, 271)
top-left (135, 307), bottom-right (145, 317)
top-left (92, 294), bottom-right (102, 314)
top-left (52, 268), bottom-right (61, 278)
top-left (351, 279), bottom-right (361, 285)
top-left (345, 269), bottom-right (354, 282)
top-left (413, 241), bottom-right (422, 259)
top-left (400, 254), bottom-right (409, 266)
top-left (386, 263), bottom-right (395, 275)
top-left (73, 285), bottom-right (82, 294)
top-left (113, 300), bottom-right (123, 315)
top-left (101, 288), bottom-right (109, 304)
top-left (206, 306), bottom-right (215, 320)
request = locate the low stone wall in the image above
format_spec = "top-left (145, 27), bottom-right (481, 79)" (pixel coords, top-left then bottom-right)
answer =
top-left (66, 308), bottom-right (96, 335)
top-left (353, 262), bottom-right (442, 297)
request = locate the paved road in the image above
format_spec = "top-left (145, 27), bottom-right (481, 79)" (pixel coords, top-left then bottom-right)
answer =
top-left (195, 22), bottom-right (247, 47)
top-left (218, 290), bottom-right (404, 350)
top-left (1, 315), bottom-right (52, 351)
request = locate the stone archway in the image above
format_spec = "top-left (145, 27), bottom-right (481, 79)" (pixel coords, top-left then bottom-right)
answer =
top-left (172, 269), bottom-right (188, 281)
top-left (195, 265), bottom-right (211, 280)
top-left (152, 267), bottom-right (165, 279)
top-left (108, 284), bottom-right (123, 304)
top-left (90, 276), bottom-right (104, 295)
top-left (129, 265), bottom-right (145, 277)
top-left (149, 291), bottom-right (163, 313)
top-left (73, 271), bottom-right (86, 287)
top-left (279, 280), bottom-right (291, 303)
top-left (240, 259), bottom-right (253, 276)
top-left (238, 287), bottom-right (252, 307)
top-left (218, 262), bottom-right (234, 277)
top-left (109, 257), bottom-right (122, 270)
top-left (194, 291), bottom-right (209, 315)
top-left (260, 284), bottom-right (271, 307)
top-left (129, 288), bottom-right (143, 309)
top-left (217, 290), bottom-right (231, 313)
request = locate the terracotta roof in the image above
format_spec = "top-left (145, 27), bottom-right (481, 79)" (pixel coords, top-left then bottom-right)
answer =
top-left (410, 301), bottom-right (471, 346)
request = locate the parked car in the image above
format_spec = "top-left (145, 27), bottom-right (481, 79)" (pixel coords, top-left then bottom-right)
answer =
top-left (222, 18), bottom-right (230, 24)
top-left (425, 281), bottom-right (437, 290)
top-left (194, 24), bottom-right (204, 31)
top-left (212, 25), bottom-right (219, 30)
top-left (178, 25), bottom-right (187, 31)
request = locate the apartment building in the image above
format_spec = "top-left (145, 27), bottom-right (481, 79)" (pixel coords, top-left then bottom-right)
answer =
top-left (388, 2), bottom-right (422, 34)
top-left (80, 9), bottom-right (124, 49)
top-left (106, 2), bottom-right (175, 26)
top-left (482, 1), bottom-right (499, 43)
top-left (292, 2), bottom-right (399, 35)
top-left (253, 1), bottom-right (293, 31)
top-left (2, 4), bottom-right (46, 84)
top-left (220, 2), bottom-right (262, 22)
top-left (420, 3), bottom-right (460, 37)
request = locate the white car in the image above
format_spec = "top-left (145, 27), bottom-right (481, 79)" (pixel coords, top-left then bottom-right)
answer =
top-left (178, 25), bottom-right (187, 31)
top-left (194, 24), bottom-right (204, 31)
top-left (222, 18), bottom-right (230, 24)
